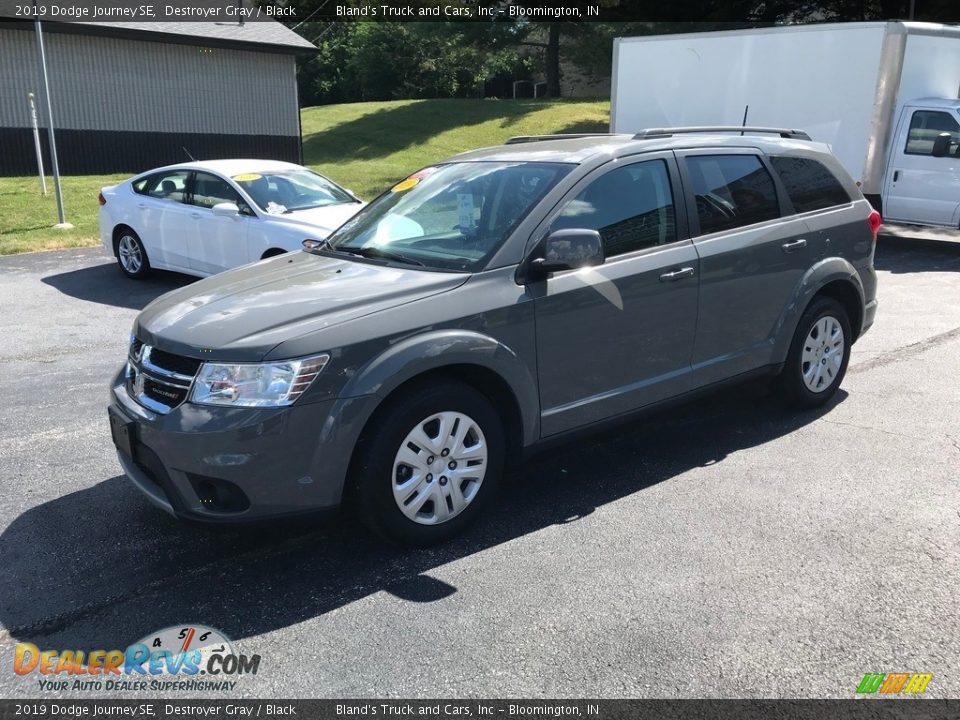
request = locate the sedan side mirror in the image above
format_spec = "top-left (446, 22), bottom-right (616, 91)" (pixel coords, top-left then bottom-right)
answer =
top-left (528, 229), bottom-right (604, 279)
top-left (211, 202), bottom-right (240, 217)
top-left (931, 132), bottom-right (952, 158)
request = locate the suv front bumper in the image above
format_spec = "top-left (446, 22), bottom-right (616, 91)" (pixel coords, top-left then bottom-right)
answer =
top-left (109, 371), bottom-right (370, 522)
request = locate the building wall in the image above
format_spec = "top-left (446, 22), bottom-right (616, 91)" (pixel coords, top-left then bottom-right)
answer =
top-left (0, 26), bottom-right (301, 175)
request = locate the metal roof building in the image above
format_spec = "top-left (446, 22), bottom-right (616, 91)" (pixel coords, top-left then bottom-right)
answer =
top-left (0, 16), bottom-right (315, 175)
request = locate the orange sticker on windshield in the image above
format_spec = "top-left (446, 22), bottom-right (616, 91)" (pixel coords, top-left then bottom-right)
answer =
top-left (391, 177), bottom-right (420, 193)
top-left (390, 166), bottom-right (438, 193)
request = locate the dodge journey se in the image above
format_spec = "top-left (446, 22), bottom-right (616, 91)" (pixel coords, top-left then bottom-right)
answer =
top-left (109, 127), bottom-right (879, 545)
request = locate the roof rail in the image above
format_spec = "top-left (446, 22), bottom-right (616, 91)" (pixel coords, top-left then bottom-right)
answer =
top-left (505, 133), bottom-right (617, 145)
top-left (634, 126), bottom-right (812, 141)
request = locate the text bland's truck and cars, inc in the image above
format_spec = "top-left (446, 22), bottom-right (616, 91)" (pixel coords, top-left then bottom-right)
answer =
top-left (611, 22), bottom-right (960, 229)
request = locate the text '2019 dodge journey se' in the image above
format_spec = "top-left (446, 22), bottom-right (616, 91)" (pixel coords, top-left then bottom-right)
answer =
top-left (109, 127), bottom-right (879, 545)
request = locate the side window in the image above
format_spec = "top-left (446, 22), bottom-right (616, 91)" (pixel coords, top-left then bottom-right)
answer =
top-left (191, 172), bottom-right (242, 210)
top-left (769, 156), bottom-right (851, 213)
top-left (143, 170), bottom-right (190, 203)
top-left (552, 159), bottom-right (676, 257)
top-left (905, 110), bottom-right (960, 156)
top-left (686, 155), bottom-right (780, 235)
top-left (132, 177), bottom-right (149, 195)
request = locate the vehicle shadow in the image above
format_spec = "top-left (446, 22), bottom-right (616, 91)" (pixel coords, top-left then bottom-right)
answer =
top-left (41, 263), bottom-right (196, 310)
top-left (876, 232), bottom-right (960, 274)
top-left (0, 384), bottom-right (845, 655)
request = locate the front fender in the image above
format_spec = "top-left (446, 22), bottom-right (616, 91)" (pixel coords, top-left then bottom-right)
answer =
top-left (338, 329), bottom-right (539, 447)
top-left (772, 257), bottom-right (865, 362)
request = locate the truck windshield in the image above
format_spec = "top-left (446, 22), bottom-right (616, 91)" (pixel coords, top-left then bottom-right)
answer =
top-left (326, 161), bottom-right (572, 272)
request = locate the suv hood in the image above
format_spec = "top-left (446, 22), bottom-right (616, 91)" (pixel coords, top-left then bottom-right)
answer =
top-left (135, 251), bottom-right (468, 361)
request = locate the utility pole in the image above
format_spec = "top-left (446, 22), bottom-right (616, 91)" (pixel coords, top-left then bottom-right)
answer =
top-left (28, 93), bottom-right (47, 195)
top-left (33, 0), bottom-right (71, 228)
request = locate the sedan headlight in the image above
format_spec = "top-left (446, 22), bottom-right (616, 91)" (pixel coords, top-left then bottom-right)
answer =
top-left (190, 355), bottom-right (329, 408)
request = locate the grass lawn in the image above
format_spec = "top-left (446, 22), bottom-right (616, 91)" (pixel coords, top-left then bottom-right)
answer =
top-left (0, 98), bottom-right (609, 256)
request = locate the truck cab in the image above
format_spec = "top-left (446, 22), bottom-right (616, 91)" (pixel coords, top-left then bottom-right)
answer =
top-left (883, 98), bottom-right (960, 227)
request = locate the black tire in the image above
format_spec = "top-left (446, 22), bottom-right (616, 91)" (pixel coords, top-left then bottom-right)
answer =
top-left (350, 380), bottom-right (505, 547)
top-left (777, 297), bottom-right (852, 409)
top-left (114, 228), bottom-right (151, 279)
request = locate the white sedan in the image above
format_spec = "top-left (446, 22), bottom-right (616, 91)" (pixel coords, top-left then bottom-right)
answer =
top-left (99, 159), bottom-right (365, 279)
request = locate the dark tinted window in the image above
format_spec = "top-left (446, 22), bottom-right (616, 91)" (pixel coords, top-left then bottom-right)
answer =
top-left (770, 156), bottom-right (851, 213)
top-left (552, 160), bottom-right (676, 257)
top-left (141, 170), bottom-right (190, 203)
top-left (686, 155), bottom-right (779, 235)
top-left (905, 110), bottom-right (960, 156)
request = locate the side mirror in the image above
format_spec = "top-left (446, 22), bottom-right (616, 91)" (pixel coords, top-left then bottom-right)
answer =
top-left (528, 229), bottom-right (604, 279)
top-left (931, 132), bottom-right (952, 158)
top-left (211, 202), bottom-right (240, 217)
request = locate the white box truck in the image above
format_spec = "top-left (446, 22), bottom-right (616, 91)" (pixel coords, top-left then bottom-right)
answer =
top-left (611, 22), bottom-right (960, 228)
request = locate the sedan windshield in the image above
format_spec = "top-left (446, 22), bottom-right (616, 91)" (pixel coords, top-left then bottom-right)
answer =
top-left (232, 169), bottom-right (358, 214)
top-left (326, 161), bottom-right (572, 272)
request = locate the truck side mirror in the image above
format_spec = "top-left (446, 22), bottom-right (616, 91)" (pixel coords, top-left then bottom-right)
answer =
top-left (527, 229), bottom-right (604, 281)
top-left (931, 133), bottom-right (952, 158)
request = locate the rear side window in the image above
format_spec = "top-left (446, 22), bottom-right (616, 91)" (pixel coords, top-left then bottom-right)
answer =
top-left (905, 110), bottom-right (960, 156)
top-left (552, 159), bottom-right (677, 257)
top-left (686, 155), bottom-right (780, 235)
top-left (140, 170), bottom-right (190, 203)
top-left (769, 156), bottom-right (851, 213)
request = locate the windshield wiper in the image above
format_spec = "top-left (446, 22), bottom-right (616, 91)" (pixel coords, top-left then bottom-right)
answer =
top-left (337, 246), bottom-right (425, 267)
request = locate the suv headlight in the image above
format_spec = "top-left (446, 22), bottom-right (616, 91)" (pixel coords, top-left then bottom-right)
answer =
top-left (190, 354), bottom-right (329, 408)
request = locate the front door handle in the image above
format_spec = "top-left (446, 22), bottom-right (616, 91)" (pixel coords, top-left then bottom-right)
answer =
top-left (659, 267), bottom-right (695, 282)
top-left (782, 238), bottom-right (807, 253)
top-left (893, 170), bottom-right (900, 182)
top-left (190, 212), bottom-right (201, 219)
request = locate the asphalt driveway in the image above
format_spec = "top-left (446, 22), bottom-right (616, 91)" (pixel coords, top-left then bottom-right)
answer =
top-left (0, 234), bottom-right (958, 698)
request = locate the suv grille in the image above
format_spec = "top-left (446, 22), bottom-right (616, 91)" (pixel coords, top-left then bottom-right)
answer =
top-left (127, 342), bottom-right (201, 414)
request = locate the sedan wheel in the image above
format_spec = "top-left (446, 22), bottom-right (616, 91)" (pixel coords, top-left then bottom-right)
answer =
top-left (115, 231), bottom-right (150, 279)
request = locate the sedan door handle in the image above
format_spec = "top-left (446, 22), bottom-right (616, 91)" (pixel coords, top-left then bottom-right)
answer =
top-left (781, 238), bottom-right (807, 253)
top-left (137, 203), bottom-right (146, 209)
top-left (893, 170), bottom-right (900, 182)
top-left (190, 212), bottom-right (201, 219)
top-left (659, 267), bottom-right (695, 282)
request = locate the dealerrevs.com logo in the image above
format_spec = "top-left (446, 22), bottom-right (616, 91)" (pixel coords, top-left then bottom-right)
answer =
top-left (14, 625), bottom-right (261, 693)
top-left (856, 672), bottom-right (933, 696)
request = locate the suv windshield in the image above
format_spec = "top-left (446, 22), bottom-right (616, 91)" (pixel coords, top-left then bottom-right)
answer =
top-left (232, 169), bottom-right (357, 214)
top-left (326, 161), bottom-right (572, 272)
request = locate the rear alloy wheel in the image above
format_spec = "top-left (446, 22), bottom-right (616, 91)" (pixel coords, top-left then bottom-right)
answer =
top-left (778, 297), bottom-right (851, 409)
top-left (115, 230), bottom-right (151, 279)
top-left (352, 381), bottom-right (504, 546)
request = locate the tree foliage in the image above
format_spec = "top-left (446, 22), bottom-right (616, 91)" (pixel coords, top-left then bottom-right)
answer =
top-left (264, 0), bottom-right (960, 105)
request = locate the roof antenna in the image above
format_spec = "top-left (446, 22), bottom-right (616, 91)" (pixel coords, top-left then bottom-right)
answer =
top-left (741, 105), bottom-right (749, 136)
top-left (182, 146), bottom-right (196, 161)
top-left (238, 0), bottom-right (244, 25)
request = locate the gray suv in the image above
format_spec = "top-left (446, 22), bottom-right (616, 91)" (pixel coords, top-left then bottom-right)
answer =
top-left (109, 127), bottom-right (879, 545)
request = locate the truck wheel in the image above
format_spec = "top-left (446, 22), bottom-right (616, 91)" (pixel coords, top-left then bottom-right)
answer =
top-left (351, 380), bottom-right (504, 546)
top-left (778, 297), bottom-right (851, 409)
top-left (115, 229), bottom-right (151, 279)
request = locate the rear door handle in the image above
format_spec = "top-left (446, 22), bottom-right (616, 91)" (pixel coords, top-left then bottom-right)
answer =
top-left (137, 203), bottom-right (146, 209)
top-left (659, 267), bottom-right (695, 282)
top-left (893, 170), bottom-right (900, 182)
top-left (782, 238), bottom-right (807, 253)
